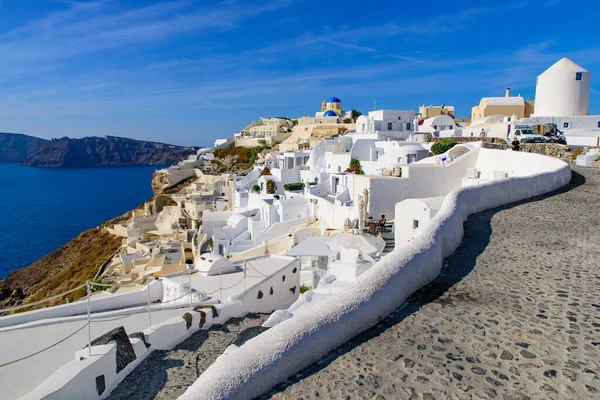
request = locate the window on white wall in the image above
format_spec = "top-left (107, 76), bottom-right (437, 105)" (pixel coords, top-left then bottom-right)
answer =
top-left (413, 220), bottom-right (419, 229)
top-left (387, 122), bottom-right (393, 130)
top-left (576, 72), bottom-right (583, 81)
top-left (406, 122), bottom-right (411, 130)
top-left (563, 122), bottom-right (569, 128)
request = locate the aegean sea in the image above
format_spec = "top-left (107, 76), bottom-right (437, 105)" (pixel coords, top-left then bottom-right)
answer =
top-left (0, 163), bottom-right (161, 278)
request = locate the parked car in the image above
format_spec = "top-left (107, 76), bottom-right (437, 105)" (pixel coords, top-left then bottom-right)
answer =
top-left (510, 127), bottom-right (547, 144)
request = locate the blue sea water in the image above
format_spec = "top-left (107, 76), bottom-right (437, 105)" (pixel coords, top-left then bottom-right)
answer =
top-left (0, 164), bottom-right (161, 278)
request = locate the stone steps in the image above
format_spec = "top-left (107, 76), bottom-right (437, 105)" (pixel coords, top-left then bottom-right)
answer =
top-left (382, 233), bottom-right (395, 254)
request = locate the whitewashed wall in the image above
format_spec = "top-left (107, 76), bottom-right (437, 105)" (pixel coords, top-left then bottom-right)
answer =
top-left (352, 146), bottom-right (479, 220)
top-left (201, 211), bottom-right (233, 237)
top-left (230, 257), bottom-right (300, 313)
top-left (324, 154), bottom-right (351, 174)
top-left (262, 218), bottom-right (306, 242)
top-left (394, 198), bottom-right (441, 245)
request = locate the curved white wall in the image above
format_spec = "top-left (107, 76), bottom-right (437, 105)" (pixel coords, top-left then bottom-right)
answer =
top-left (179, 151), bottom-right (571, 400)
top-left (534, 69), bottom-right (590, 116)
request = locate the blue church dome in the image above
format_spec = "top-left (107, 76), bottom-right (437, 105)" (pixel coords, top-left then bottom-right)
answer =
top-left (324, 110), bottom-right (338, 117)
top-left (327, 96), bottom-right (341, 103)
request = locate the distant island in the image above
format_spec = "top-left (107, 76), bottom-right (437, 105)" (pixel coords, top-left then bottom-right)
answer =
top-left (0, 132), bottom-right (199, 167)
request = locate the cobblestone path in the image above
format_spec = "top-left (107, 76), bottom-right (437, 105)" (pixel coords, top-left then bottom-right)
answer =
top-left (264, 167), bottom-right (600, 400)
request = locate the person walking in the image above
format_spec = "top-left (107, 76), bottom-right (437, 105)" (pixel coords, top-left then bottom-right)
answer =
top-left (480, 129), bottom-right (486, 138)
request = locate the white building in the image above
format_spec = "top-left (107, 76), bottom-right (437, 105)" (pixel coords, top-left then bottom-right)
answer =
top-left (533, 58), bottom-right (590, 117)
top-left (414, 115), bottom-right (458, 140)
top-left (353, 110), bottom-right (415, 141)
top-left (394, 196), bottom-right (444, 245)
top-left (244, 118), bottom-right (293, 138)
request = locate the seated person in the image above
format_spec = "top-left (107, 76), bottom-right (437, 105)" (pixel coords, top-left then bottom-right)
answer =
top-left (377, 215), bottom-right (387, 233)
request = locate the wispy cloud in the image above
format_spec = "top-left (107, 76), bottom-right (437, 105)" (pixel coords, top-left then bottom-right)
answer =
top-left (0, 0), bottom-right (295, 65)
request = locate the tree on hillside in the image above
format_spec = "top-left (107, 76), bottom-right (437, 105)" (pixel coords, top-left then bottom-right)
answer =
top-left (351, 109), bottom-right (362, 122)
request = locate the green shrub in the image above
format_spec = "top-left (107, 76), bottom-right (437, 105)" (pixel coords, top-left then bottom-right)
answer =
top-left (299, 284), bottom-right (311, 294)
top-left (431, 139), bottom-right (457, 155)
top-left (90, 276), bottom-right (112, 293)
top-left (309, 181), bottom-right (317, 186)
top-left (284, 182), bottom-right (305, 191)
top-left (252, 184), bottom-right (260, 192)
top-left (214, 146), bottom-right (264, 166)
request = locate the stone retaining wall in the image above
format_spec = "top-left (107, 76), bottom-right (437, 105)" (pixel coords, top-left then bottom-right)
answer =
top-left (519, 143), bottom-right (571, 159)
top-left (429, 137), bottom-right (573, 159)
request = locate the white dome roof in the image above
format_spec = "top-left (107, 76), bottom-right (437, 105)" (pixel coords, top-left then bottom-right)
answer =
top-left (421, 115), bottom-right (455, 128)
top-left (194, 252), bottom-right (236, 276)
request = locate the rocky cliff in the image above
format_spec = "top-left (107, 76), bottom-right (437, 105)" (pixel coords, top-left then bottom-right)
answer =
top-left (22, 135), bottom-right (199, 167)
top-left (0, 132), bottom-right (48, 163)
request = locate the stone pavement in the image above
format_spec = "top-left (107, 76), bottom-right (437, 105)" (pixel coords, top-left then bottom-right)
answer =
top-left (262, 166), bottom-right (600, 400)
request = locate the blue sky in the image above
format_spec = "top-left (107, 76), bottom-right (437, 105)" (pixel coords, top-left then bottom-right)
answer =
top-left (0, 0), bottom-right (599, 147)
